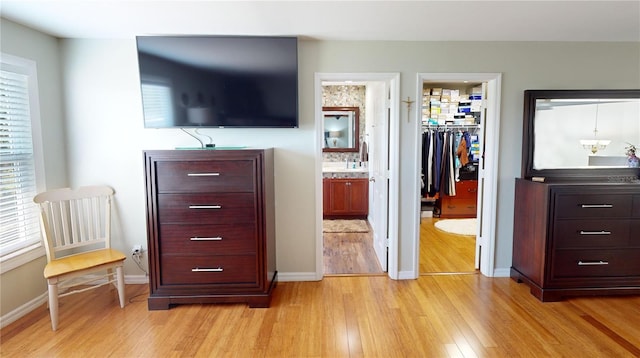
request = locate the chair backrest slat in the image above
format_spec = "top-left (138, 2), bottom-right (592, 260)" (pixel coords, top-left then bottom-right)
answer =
top-left (34, 186), bottom-right (114, 262)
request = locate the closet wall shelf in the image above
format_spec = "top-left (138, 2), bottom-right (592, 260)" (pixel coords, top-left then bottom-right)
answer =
top-left (422, 124), bottom-right (480, 130)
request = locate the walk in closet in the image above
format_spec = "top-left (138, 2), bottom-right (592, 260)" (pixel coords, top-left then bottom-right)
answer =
top-left (419, 81), bottom-right (485, 274)
top-left (420, 83), bottom-right (483, 219)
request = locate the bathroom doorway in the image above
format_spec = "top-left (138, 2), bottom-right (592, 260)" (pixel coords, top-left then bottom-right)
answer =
top-left (315, 73), bottom-right (400, 279)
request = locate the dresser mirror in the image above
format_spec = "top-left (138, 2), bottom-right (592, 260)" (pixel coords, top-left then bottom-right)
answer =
top-left (322, 106), bottom-right (360, 152)
top-left (522, 89), bottom-right (640, 180)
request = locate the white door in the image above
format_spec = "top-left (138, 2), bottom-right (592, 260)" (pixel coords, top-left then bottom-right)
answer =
top-left (368, 81), bottom-right (389, 271)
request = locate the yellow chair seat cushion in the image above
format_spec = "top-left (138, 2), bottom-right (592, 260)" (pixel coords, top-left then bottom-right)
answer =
top-left (44, 248), bottom-right (126, 278)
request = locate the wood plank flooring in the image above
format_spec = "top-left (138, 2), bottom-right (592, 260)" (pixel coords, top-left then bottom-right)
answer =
top-left (420, 217), bottom-right (477, 274)
top-left (322, 217), bottom-right (476, 275)
top-left (2, 276), bottom-right (640, 357)
top-left (323, 221), bottom-right (383, 275)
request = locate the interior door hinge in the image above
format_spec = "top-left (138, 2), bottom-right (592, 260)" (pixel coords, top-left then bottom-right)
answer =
top-left (385, 238), bottom-right (390, 247)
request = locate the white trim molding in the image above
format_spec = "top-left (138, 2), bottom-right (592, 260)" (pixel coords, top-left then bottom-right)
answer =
top-left (0, 244), bottom-right (45, 274)
top-left (314, 72), bottom-right (401, 280)
top-left (413, 73), bottom-right (502, 278)
top-left (0, 292), bottom-right (47, 329)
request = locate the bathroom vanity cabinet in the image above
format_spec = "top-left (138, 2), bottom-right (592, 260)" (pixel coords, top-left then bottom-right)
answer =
top-left (323, 178), bottom-right (368, 218)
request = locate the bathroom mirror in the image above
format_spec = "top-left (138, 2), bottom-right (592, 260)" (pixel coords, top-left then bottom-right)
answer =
top-left (322, 106), bottom-right (360, 152)
top-left (522, 89), bottom-right (640, 179)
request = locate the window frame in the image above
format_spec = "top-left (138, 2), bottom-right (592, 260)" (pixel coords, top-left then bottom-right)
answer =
top-left (0, 52), bottom-right (46, 273)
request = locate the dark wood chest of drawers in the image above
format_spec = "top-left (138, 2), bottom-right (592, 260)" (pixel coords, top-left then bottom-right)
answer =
top-left (144, 149), bottom-right (276, 309)
top-left (511, 178), bottom-right (640, 301)
top-left (436, 179), bottom-right (478, 218)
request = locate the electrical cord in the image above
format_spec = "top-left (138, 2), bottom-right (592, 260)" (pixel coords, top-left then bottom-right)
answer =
top-left (127, 253), bottom-right (149, 303)
top-left (131, 253), bottom-right (148, 276)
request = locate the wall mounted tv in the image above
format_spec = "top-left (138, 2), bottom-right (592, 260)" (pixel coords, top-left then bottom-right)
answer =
top-left (136, 35), bottom-right (298, 128)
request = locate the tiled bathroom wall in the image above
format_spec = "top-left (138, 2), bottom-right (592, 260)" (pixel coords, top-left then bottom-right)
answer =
top-left (322, 85), bottom-right (366, 162)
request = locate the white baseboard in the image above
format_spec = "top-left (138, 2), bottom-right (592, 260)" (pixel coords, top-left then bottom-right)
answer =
top-left (277, 272), bottom-right (319, 282)
top-left (0, 292), bottom-right (47, 329)
top-left (492, 267), bottom-right (511, 277)
top-left (125, 274), bottom-right (149, 284)
top-left (1, 275), bottom-right (148, 329)
top-left (397, 270), bottom-right (418, 280)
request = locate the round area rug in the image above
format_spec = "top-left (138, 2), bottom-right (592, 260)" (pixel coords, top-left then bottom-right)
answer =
top-left (434, 218), bottom-right (477, 236)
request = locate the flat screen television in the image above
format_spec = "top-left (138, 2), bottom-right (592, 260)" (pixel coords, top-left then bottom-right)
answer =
top-left (136, 35), bottom-right (298, 128)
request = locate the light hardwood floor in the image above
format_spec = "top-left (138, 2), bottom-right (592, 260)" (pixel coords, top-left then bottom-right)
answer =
top-left (322, 217), bottom-right (476, 275)
top-left (2, 276), bottom-right (640, 357)
top-left (5, 219), bottom-right (638, 356)
top-left (420, 217), bottom-right (477, 274)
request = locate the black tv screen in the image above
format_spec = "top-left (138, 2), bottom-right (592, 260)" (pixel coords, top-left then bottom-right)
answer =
top-left (136, 36), bottom-right (298, 128)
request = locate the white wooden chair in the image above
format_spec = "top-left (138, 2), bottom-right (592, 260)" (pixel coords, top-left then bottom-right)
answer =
top-left (34, 185), bottom-right (126, 331)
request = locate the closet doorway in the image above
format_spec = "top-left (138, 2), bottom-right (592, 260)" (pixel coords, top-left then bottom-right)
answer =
top-left (414, 73), bottom-right (502, 277)
top-left (315, 73), bottom-right (400, 280)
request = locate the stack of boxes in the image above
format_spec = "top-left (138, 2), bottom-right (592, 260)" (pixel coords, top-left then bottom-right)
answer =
top-left (421, 86), bottom-right (483, 126)
top-left (421, 85), bottom-right (483, 162)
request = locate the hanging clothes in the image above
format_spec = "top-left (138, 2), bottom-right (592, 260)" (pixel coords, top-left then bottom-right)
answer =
top-left (456, 135), bottom-right (469, 167)
top-left (421, 131), bottom-right (431, 195)
top-left (439, 131), bottom-right (456, 196)
top-left (421, 127), bottom-right (461, 197)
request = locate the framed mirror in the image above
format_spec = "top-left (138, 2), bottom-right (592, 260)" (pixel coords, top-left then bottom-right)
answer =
top-left (522, 89), bottom-right (640, 180)
top-left (322, 106), bottom-right (360, 152)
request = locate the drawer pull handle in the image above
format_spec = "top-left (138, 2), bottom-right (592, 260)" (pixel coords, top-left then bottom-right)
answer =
top-left (187, 173), bottom-right (220, 177)
top-left (189, 205), bottom-right (222, 209)
top-left (577, 260), bottom-right (609, 266)
top-left (190, 237), bottom-right (223, 241)
top-left (580, 204), bottom-right (613, 208)
top-left (579, 230), bottom-right (611, 235)
top-left (192, 267), bottom-right (223, 272)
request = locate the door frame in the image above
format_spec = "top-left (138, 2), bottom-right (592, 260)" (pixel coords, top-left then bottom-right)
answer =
top-left (314, 72), bottom-right (401, 280)
top-left (412, 73), bottom-right (502, 277)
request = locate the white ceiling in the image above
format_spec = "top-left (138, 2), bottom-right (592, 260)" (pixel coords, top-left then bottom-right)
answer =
top-left (1, 1), bottom-right (639, 42)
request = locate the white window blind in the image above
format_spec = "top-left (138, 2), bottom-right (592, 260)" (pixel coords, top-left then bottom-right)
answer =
top-left (0, 57), bottom-right (42, 258)
top-left (141, 82), bottom-right (173, 125)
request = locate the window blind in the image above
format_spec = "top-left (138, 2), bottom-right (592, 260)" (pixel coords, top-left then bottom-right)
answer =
top-left (141, 82), bottom-right (173, 125)
top-left (0, 68), bottom-right (41, 256)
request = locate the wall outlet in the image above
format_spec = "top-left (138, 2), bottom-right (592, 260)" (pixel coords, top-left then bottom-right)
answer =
top-left (132, 245), bottom-right (142, 258)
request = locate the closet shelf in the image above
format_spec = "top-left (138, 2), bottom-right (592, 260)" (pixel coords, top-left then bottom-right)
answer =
top-left (422, 124), bottom-right (481, 130)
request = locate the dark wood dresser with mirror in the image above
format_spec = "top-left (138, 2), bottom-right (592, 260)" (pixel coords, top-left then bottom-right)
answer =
top-left (144, 149), bottom-right (276, 310)
top-left (511, 89), bottom-right (640, 302)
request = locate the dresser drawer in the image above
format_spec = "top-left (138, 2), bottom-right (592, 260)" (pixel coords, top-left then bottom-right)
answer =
top-left (555, 194), bottom-right (632, 219)
top-left (633, 195), bottom-right (640, 217)
top-left (552, 249), bottom-right (640, 278)
top-left (160, 255), bottom-right (258, 285)
top-left (437, 180), bottom-right (477, 218)
top-left (440, 198), bottom-right (477, 215)
top-left (454, 180), bottom-right (478, 199)
top-left (159, 224), bottom-right (257, 255)
top-left (553, 219), bottom-right (630, 248)
top-left (158, 193), bottom-right (255, 224)
top-left (156, 160), bottom-right (255, 193)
